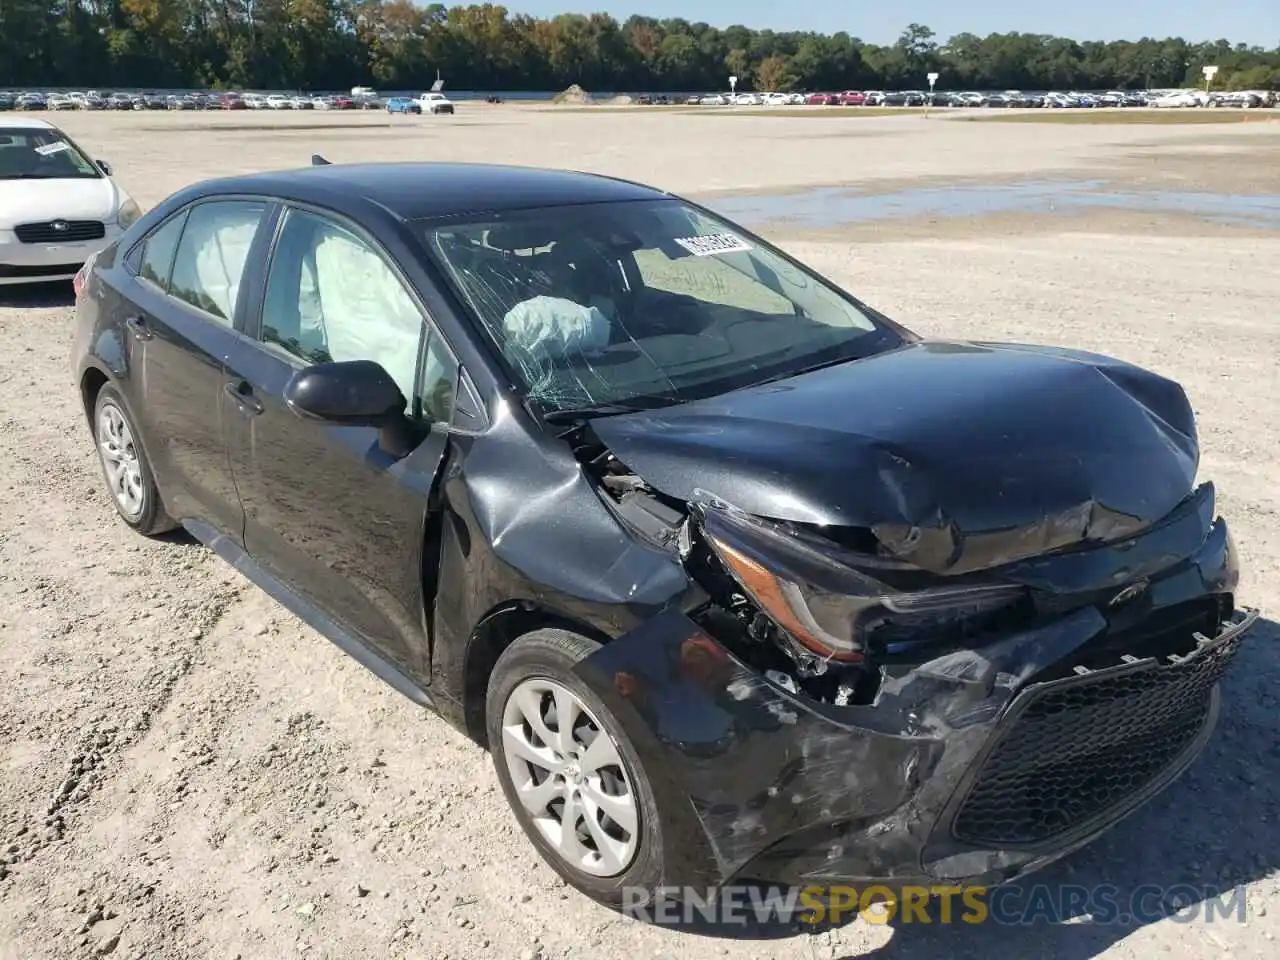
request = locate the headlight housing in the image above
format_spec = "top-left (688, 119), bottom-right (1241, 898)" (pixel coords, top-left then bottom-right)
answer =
top-left (697, 503), bottom-right (1026, 668)
top-left (117, 199), bottom-right (141, 229)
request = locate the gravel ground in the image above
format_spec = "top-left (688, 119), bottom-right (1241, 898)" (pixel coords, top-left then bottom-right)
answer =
top-left (1, 109), bottom-right (1277, 960)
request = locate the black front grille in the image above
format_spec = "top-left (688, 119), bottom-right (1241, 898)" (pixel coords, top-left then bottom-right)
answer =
top-left (952, 612), bottom-right (1250, 847)
top-left (14, 220), bottom-right (106, 244)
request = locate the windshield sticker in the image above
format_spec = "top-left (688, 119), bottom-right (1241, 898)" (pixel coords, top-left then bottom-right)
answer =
top-left (34, 141), bottom-right (71, 156)
top-left (674, 233), bottom-right (753, 257)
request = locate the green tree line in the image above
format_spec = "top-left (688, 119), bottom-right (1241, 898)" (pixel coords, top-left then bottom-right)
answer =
top-left (2, 3), bottom-right (1277, 93)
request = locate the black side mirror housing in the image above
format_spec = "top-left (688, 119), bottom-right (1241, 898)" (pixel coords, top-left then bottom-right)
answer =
top-left (96, 159), bottom-right (112, 175)
top-left (283, 360), bottom-right (406, 428)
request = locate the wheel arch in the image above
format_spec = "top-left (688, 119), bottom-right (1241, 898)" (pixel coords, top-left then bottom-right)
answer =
top-left (79, 364), bottom-right (112, 429)
top-left (462, 601), bottom-right (614, 747)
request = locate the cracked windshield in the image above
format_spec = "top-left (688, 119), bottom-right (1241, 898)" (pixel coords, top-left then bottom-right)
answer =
top-left (422, 199), bottom-right (890, 412)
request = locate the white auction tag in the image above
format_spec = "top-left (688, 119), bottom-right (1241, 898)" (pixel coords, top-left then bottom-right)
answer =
top-left (674, 233), bottom-right (753, 257)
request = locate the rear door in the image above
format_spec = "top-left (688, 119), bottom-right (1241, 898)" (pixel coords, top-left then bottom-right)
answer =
top-left (222, 204), bottom-right (459, 682)
top-left (117, 197), bottom-right (274, 540)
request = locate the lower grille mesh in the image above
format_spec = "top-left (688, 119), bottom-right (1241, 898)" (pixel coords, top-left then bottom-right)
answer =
top-left (952, 614), bottom-right (1248, 846)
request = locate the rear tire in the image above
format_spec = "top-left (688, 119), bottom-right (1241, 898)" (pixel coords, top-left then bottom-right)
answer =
top-left (93, 384), bottom-right (178, 537)
top-left (486, 629), bottom-right (668, 908)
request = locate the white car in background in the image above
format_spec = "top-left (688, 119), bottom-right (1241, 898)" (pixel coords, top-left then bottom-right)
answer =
top-left (0, 119), bottom-right (141, 286)
top-left (416, 92), bottom-right (455, 114)
top-left (1150, 89), bottom-right (1206, 108)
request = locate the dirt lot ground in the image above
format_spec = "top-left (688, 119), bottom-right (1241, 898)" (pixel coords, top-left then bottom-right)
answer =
top-left (1, 108), bottom-right (1278, 960)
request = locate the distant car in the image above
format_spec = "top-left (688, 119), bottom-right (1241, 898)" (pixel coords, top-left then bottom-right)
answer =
top-left (417, 93), bottom-right (455, 115)
top-left (838, 91), bottom-right (867, 106)
top-left (69, 158), bottom-right (1257, 913)
top-left (386, 97), bottom-right (422, 115)
top-left (804, 93), bottom-right (837, 105)
top-left (1150, 90), bottom-right (1205, 108)
top-left (0, 118), bottom-right (140, 286)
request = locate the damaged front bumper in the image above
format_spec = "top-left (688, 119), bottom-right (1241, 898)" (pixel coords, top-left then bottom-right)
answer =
top-left (572, 524), bottom-right (1259, 891)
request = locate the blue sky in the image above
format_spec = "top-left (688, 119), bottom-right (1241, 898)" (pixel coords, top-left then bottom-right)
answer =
top-left (502, 1), bottom-right (1279, 46)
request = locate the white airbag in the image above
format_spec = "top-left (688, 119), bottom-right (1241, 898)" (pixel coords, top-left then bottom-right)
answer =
top-left (310, 232), bottom-right (422, 403)
top-left (501, 295), bottom-right (610, 364)
top-left (187, 216), bottom-right (257, 320)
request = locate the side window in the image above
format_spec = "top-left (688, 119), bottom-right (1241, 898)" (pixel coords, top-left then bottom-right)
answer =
top-left (134, 212), bottom-right (188, 290)
top-left (420, 332), bottom-right (459, 425)
top-left (168, 200), bottom-right (268, 325)
top-left (261, 208), bottom-right (425, 410)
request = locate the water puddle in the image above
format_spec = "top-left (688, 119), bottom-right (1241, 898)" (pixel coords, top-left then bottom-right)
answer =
top-left (704, 180), bottom-right (1280, 231)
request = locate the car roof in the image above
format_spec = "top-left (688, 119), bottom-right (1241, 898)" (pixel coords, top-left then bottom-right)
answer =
top-left (0, 118), bottom-right (55, 131)
top-left (194, 162), bottom-right (671, 221)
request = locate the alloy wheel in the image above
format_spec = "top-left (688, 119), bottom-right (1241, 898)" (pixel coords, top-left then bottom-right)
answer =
top-left (501, 678), bottom-right (640, 877)
top-left (97, 401), bottom-right (144, 518)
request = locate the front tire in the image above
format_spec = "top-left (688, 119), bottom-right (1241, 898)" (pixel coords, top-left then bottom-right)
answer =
top-left (93, 385), bottom-right (177, 536)
top-left (487, 629), bottom-right (667, 908)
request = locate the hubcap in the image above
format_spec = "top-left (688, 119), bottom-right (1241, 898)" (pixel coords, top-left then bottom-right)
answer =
top-left (97, 402), bottom-right (144, 518)
top-left (501, 678), bottom-right (640, 877)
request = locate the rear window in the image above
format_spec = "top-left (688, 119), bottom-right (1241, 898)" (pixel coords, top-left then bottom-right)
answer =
top-left (0, 127), bottom-right (101, 181)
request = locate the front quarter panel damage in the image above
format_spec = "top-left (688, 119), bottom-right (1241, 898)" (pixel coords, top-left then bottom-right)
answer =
top-left (572, 605), bottom-right (1119, 885)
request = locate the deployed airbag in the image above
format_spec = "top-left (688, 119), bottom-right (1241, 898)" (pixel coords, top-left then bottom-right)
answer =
top-left (501, 295), bottom-right (610, 364)
top-left (305, 230), bottom-right (423, 406)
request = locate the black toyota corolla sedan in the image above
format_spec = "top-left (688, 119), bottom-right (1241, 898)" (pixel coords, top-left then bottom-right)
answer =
top-left (71, 158), bottom-right (1256, 907)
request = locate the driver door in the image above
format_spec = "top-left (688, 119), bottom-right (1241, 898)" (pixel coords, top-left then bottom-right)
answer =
top-left (222, 205), bottom-right (460, 683)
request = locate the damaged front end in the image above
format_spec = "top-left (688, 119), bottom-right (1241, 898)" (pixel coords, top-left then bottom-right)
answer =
top-left (572, 447), bottom-right (1257, 888)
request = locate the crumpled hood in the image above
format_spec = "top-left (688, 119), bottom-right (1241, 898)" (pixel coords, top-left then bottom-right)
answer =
top-left (0, 177), bottom-right (122, 228)
top-left (591, 340), bottom-right (1200, 574)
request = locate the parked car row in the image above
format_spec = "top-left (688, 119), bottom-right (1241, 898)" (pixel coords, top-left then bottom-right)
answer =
top-left (666, 87), bottom-right (1278, 109)
top-left (4, 86), bottom-right (1274, 114)
top-left (0, 90), bottom-right (389, 113)
top-left (1, 91), bottom-right (383, 111)
top-left (0, 88), bottom-right (461, 115)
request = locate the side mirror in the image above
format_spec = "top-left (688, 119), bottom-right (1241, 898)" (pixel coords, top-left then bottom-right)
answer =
top-left (97, 159), bottom-right (112, 175)
top-left (283, 360), bottom-right (406, 428)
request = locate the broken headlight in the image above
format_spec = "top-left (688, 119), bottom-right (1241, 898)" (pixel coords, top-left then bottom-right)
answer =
top-left (698, 503), bottom-right (1025, 666)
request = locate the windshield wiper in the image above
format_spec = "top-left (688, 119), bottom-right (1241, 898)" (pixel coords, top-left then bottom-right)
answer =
top-left (0, 174), bottom-right (59, 180)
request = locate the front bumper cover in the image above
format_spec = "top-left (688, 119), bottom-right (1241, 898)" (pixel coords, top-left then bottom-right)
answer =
top-left (0, 225), bottom-right (121, 285)
top-left (573, 521), bottom-right (1257, 890)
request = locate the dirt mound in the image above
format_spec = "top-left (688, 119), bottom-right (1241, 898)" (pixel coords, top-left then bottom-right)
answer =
top-left (551, 84), bottom-right (593, 105)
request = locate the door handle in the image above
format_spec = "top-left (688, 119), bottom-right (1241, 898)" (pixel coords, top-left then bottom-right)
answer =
top-left (223, 380), bottom-right (264, 416)
top-left (124, 316), bottom-right (152, 341)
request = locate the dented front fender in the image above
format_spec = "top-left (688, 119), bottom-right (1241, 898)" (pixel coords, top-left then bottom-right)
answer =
top-left (572, 605), bottom-right (1118, 885)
